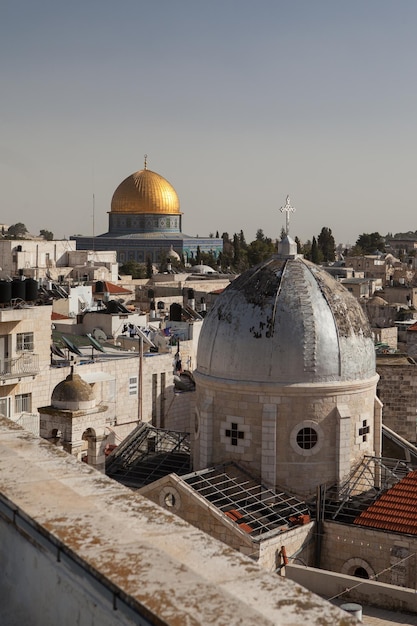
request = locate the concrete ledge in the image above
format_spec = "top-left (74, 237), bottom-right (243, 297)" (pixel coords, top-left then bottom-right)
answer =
top-left (286, 563), bottom-right (417, 614)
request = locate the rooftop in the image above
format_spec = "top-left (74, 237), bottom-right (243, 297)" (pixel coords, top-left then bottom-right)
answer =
top-left (0, 418), bottom-right (353, 624)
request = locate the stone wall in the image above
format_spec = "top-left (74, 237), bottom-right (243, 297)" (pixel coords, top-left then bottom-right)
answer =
top-left (0, 418), bottom-right (351, 626)
top-left (377, 357), bottom-right (417, 443)
top-left (140, 474), bottom-right (315, 573)
top-left (321, 521), bottom-right (417, 589)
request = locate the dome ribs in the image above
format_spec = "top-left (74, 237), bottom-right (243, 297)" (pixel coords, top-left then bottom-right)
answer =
top-left (288, 260), bottom-right (317, 375)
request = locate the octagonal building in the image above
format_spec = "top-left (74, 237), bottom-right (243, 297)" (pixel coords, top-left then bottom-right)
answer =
top-left (74, 158), bottom-right (222, 265)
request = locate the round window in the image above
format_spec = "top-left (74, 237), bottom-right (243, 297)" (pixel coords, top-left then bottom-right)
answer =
top-left (164, 492), bottom-right (176, 507)
top-left (296, 427), bottom-right (318, 450)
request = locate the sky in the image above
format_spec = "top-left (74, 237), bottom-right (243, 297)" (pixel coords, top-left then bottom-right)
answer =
top-left (2, 1), bottom-right (417, 247)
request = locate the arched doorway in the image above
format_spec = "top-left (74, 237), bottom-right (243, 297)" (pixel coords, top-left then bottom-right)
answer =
top-left (81, 427), bottom-right (96, 465)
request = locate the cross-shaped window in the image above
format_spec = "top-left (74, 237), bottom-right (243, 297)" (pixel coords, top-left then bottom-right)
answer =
top-left (225, 423), bottom-right (245, 446)
top-left (359, 419), bottom-right (370, 442)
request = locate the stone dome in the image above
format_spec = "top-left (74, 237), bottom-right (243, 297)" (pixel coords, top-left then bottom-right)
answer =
top-left (197, 256), bottom-right (375, 385)
top-left (111, 167), bottom-right (180, 215)
top-left (51, 371), bottom-right (96, 411)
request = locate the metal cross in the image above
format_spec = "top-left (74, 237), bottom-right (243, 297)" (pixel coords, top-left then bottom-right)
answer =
top-left (280, 195), bottom-right (296, 236)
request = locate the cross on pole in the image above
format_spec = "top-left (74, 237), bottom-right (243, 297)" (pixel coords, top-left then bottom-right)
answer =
top-left (280, 195), bottom-right (296, 236)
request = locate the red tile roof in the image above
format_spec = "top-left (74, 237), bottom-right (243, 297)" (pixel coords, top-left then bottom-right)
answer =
top-left (51, 312), bottom-right (71, 320)
top-left (354, 470), bottom-right (417, 534)
top-left (93, 281), bottom-right (132, 295)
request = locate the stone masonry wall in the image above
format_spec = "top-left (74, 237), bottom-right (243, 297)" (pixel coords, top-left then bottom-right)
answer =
top-left (377, 359), bottom-right (417, 443)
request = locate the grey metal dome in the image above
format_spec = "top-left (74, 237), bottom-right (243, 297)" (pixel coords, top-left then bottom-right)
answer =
top-left (197, 256), bottom-right (375, 384)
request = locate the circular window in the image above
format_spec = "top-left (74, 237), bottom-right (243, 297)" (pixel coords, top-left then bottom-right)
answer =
top-left (159, 486), bottom-right (181, 511)
top-left (164, 492), bottom-right (176, 507)
top-left (290, 420), bottom-right (323, 457)
top-left (296, 427), bottom-right (318, 450)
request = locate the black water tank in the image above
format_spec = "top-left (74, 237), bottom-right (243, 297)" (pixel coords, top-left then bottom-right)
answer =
top-left (170, 302), bottom-right (182, 321)
top-left (25, 278), bottom-right (38, 301)
top-left (95, 280), bottom-right (105, 293)
top-left (12, 278), bottom-right (25, 300)
top-left (148, 289), bottom-right (155, 299)
top-left (187, 289), bottom-right (195, 300)
top-left (0, 281), bottom-right (12, 304)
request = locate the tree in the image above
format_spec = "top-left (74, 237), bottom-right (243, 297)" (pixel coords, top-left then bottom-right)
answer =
top-left (247, 237), bottom-right (276, 266)
top-left (355, 232), bottom-right (385, 254)
top-left (311, 237), bottom-right (321, 264)
top-left (196, 246), bottom-right (202, 265)
top-left (7, 223), bottom-right (28, 239)
top-left (119, 260), bottom-right (146, 279)
top-left (317, 227), bottom-right (335, 262)
top-left (294, 236), bottom-right (302, 253)
top-left (146, 257), bottom-right (153, 279)
top-left (40, 229), bottom-right (54, 241)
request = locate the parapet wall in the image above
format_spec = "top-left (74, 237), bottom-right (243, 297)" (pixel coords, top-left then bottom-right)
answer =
top-left (0, 418), bottom-right (353, 626)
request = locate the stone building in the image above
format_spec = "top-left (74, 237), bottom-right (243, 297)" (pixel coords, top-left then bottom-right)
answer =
top-left (73, 158), bottom-right (223, 265)
top-left (139, 238), bottom-right (417, 606)
top-left (194, 237), bottom-right (381, 500)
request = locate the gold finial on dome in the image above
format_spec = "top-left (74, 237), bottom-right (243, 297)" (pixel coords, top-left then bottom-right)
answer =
top-left (144, 154), bottom-right (148, 170)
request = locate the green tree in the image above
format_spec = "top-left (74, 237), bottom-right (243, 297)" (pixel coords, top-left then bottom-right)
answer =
top-left (146, 257), bottom-right (153, 279)
top-left (294, 236), bottom-right (302, 253)
top-left (8, 223), bottom-right (28, 238)
top-left (317, 227), bottom-right (335, 262)
top-left (119, 260), bottom-right (146, 278)
top-left (196, 246), bottom-right (202, 265)
top-left (40, 229), bottom-right (54, 241)
top-left (355, 232), bottom-right (385, 254)
top-left (247, 237), bottom-right (276, 266)
top-left (311, 237), bottom-right (321, 264)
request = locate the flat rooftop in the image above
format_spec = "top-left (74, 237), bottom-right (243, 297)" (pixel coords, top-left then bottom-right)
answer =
top-left (0, 418), bottom-right (354, 625)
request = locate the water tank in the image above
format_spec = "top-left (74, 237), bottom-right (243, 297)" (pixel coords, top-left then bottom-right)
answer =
top-left (170, 302), bottom-right (182, 322)
top-left (95, 280), bottom-right (105, 293)
top-left (0, 281), bottom-right (12, 304)
top-left (148, 289), bottom-right (155, 299)
top-left (12, 278), bottom-right (25, 300)
top-left (187, 289), bottom-right (195, 300)
top-left (25, 278), bottom-right (38, 301)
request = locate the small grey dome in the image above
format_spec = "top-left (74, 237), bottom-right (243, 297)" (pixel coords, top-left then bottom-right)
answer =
top-left (197, 257), bottom-right (375, 384)
top-left (52, 371), bottom-right (96, 410)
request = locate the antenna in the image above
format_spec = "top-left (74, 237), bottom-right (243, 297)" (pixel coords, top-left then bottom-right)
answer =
top-left (92, 192), bottom-right (95, 252)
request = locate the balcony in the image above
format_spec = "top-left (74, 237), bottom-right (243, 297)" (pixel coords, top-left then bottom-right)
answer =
top-left (0, 353), bottom-right (40, 383)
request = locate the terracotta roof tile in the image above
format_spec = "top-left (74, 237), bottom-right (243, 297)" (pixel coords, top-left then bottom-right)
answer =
top-left (51, 312), bottom-right (70, 320)
top-left (93, 281), bottom-right (132, 295)
top-left (354, 470), bottom-right (417, 534)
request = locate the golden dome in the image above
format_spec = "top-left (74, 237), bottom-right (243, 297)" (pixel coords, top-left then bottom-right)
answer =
top-left (111, 166), bottom-right (180, 215)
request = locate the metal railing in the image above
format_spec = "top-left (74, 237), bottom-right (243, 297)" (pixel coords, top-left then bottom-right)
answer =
top-left (0, 353), bottom-right (39, 378)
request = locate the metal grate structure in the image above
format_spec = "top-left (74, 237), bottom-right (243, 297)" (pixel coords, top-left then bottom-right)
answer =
top-left (319, 456), bottom-right (412, 524)
top-left (106, 423), bottom-right (190, 489)
top-left (182, 463), bottom-right (310, 539)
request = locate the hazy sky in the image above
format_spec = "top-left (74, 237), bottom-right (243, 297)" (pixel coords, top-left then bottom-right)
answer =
top-left (2, 1), bottom-right (417, 246)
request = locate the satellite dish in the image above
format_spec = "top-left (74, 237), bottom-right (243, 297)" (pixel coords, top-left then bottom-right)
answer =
top-left (92, 328), bottom-right (107, 342)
